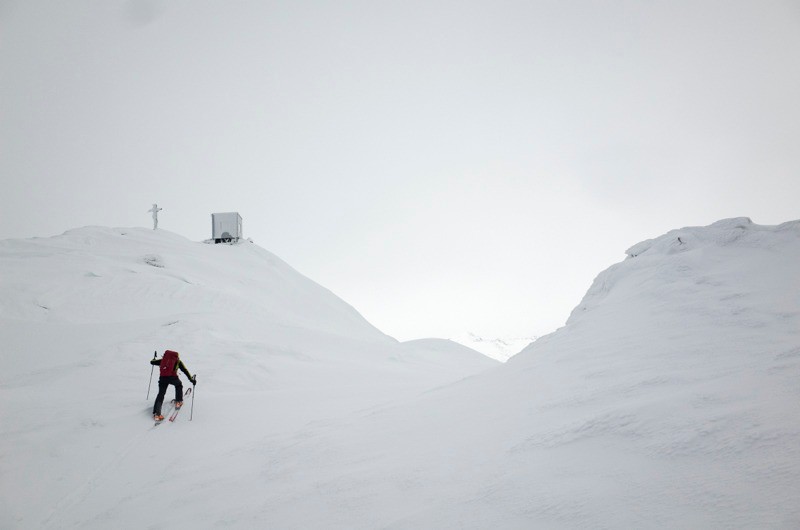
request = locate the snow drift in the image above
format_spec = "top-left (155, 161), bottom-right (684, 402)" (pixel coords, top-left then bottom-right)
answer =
top-left (2, 218), bottom-right (799, 528)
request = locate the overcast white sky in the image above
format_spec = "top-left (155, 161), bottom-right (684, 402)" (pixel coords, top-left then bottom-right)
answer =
top-left (2, 1), bottom-right (799, 352)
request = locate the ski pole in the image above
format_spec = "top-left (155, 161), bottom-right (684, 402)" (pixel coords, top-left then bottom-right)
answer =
top-left (146, 351), bottom-right (157, 400)
top-left (190, 375), bottom-right (196, 421)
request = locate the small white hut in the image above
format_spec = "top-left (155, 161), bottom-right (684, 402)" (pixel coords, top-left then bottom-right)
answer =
top-left (211, 212), bottom-right (243, 243)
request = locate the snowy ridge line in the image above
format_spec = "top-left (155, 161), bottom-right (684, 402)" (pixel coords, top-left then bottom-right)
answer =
top-left (3, 219), bottom-right (799, 528)
top-left (565, 217), bottom-right (800, 325)
top-left (0, 225), bottom-right (497, 529)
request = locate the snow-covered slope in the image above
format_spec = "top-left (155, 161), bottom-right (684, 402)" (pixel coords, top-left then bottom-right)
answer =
top-left (0, 227), bottom-right (497, 529)
top-left (453, 332), bottom-right (537, 361)
top-left (1, 226), bottom-right (385, 338)
top-left (163, 217), bottom-right (797, 529)
top-left (2, 219), bottom-right (799, 529)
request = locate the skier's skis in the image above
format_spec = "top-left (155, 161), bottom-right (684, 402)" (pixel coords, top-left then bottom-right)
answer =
top-left (153, 399), bottom-right (177, 426)
top-left (169, 387), bottom-right (192, 422)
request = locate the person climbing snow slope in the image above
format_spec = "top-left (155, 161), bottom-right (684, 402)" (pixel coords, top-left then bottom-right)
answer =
top-left (150, 350), bottom-right (196, 421)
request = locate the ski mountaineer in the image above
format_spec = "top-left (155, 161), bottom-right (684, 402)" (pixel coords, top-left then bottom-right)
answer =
top-left (150, 350), bottom-right (196, 421)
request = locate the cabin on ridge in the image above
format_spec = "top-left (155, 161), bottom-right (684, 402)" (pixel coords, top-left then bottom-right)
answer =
top-left (211, 212), bottom-right (243, 244)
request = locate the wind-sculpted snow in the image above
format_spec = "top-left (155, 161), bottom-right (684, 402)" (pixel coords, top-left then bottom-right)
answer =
top-left (2, 219), bottom-right (799, 529)
top-left (567, 217), bottom-right (800, 326)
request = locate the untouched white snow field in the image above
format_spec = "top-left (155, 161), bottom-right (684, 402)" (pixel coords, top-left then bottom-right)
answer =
top-left (2, 218), bottom-right (800, 528)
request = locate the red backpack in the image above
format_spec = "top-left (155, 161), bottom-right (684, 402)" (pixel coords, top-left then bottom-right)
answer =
top-left (160, 350), bottom-right (179, 377)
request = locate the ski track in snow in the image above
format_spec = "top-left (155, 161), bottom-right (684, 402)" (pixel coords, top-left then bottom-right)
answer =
top-left (41, 428), bottom-right (149, 528)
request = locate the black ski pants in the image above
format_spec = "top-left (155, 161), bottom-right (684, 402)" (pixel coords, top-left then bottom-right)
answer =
top-left (153, 375), bottom-right (183, 415)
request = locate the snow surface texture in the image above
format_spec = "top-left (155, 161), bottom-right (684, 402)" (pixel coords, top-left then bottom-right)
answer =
top-left (0, 227), bottom-right (496, 529)
top-left (2, 218), bottom-right (800, 528)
